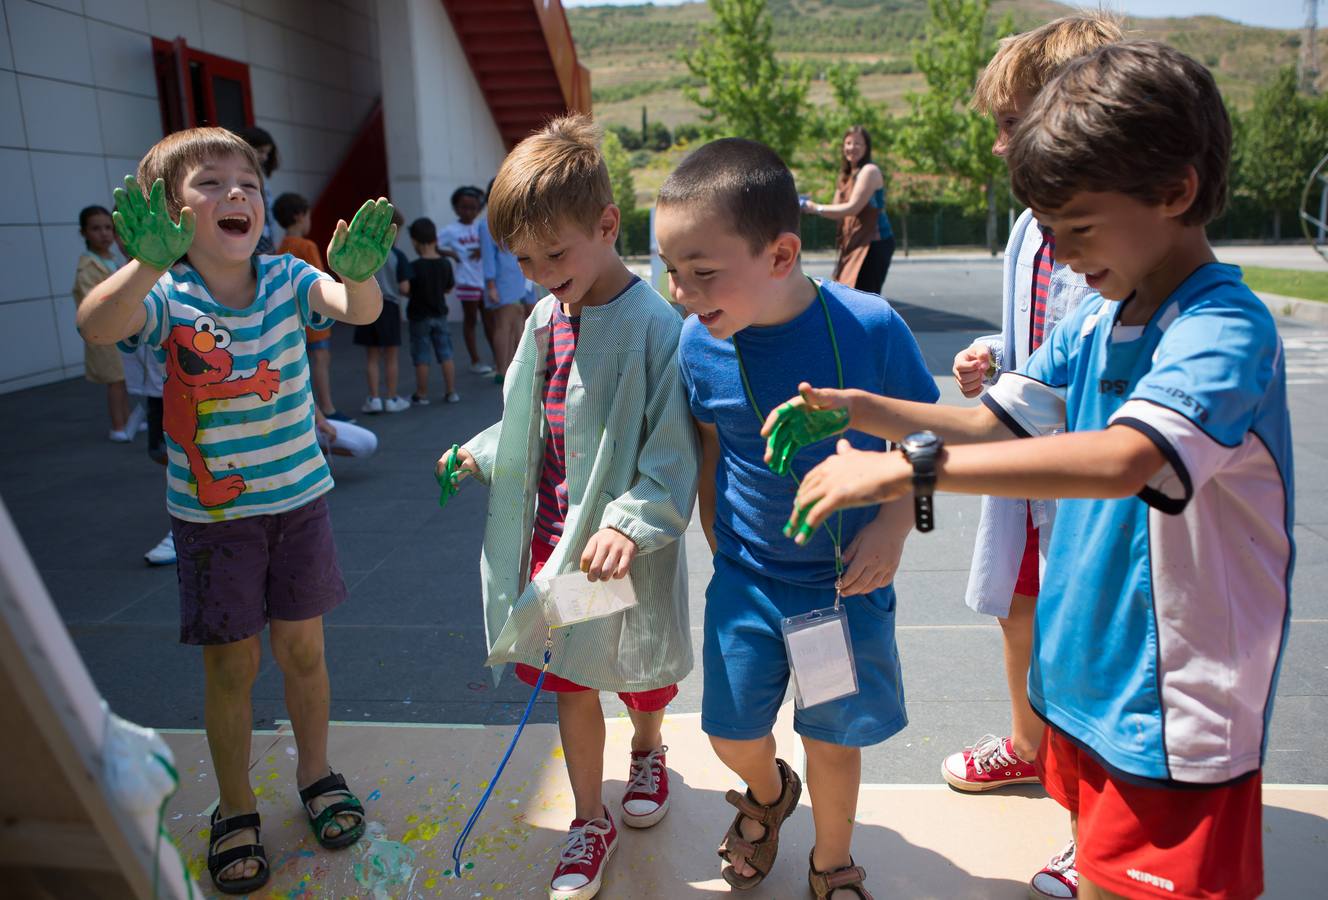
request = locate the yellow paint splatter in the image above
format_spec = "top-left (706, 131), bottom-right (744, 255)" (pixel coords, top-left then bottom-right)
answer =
top-left (551, 747), bottom-right (565, 759)
top-left (424, 878), bottom-right (437, 888)
top-left (401, 819), bottom-right (443, 843)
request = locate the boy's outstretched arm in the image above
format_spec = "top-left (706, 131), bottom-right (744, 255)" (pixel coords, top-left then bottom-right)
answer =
top-left (788, 427), bottom-right (1165, 539)
top-left (311, 198), bottom-right (394, 325)
top-left (761, 381), bottom-right (1013, 472)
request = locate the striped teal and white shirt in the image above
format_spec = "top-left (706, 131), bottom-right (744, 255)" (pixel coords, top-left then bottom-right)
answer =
top-left (124, 254), bottom-right (334, 523)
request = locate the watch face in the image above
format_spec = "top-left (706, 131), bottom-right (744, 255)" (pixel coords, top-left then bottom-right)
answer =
top-left (902, 431), bottom-right (940, 454)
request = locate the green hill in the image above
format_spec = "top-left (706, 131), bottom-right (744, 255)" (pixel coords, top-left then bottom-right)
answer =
top-left (568, 0), bottom-right (1327, 130)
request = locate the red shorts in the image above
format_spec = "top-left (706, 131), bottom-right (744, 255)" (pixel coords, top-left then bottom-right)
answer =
top-left (513, 537), bottom-right (678, 713)
top-left (1038, 727), bottom-right (1263, 900)
top-left (1014, 508), bottom-right (1040, 597)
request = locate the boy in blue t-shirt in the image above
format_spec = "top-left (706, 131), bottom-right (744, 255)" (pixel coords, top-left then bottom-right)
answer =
top-left (778, 42), bottom-right (1291, 900)
top-left (656, 138), bottom-right (937, 898)
top-left (77, 127), bottom-right (396, 895)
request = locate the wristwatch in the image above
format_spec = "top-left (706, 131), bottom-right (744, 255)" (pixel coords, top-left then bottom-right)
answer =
top-left (899, 431), bottom-right (944, 533)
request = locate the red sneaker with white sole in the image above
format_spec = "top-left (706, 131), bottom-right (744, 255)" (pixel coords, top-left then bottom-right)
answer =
top-left (621, 746), bottom-right (670, 828)
top-left (942, 734), bottom-right (1040, 792)
top-left (1028, 841), bottom-right (1078, 899)
top-left (549, 808), bottom-right (618, 900)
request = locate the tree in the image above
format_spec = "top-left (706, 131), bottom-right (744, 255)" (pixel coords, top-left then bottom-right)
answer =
top-left (680, 0), bottom-right (811, 161)
top-left (897, 0), bottom-right (1010, 254)
top-left (602, 129), bottom-right (637, 253)
top-left (1233, 66), bottom-right (1328, 240)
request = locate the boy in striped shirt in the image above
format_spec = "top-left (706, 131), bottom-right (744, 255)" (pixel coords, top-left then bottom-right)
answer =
top-left (78, 127), bottom-right (396, 895)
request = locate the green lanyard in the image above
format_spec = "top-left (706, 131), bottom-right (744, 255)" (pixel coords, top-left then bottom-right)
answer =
top-left (731, 278), bottom-right (847, 595)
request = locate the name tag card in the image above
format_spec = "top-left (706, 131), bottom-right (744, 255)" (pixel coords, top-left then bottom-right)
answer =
top-left (536, 571), bottom-right (638, 628)
top-left (782, 606), bottom-right (858, 709)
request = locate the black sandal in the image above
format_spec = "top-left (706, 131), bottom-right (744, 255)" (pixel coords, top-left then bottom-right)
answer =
top-left (207, 807), bottom-right (269, 895)
top-left (299, 771), bottom-right (366, 850)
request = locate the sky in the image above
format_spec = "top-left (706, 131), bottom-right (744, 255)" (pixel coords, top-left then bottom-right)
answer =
top-left (560, 1), bottom-right (1321, 31)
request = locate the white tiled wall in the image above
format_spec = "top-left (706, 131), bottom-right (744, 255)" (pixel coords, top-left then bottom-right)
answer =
top-left (0, 0), bottom-right (389, 392)
top-left (378, 0), bottom-right (507, 265)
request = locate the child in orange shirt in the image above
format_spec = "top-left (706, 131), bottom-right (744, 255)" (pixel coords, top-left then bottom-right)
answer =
top-left (275, 192), bottom-right (344, 420)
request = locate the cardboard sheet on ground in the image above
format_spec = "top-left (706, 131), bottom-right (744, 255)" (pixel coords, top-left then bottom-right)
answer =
top-left (162, 712), bottom-right (1328, 899)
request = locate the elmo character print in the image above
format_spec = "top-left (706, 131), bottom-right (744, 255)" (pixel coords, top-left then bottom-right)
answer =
top-left (163, 315), bottom-right (280, 507)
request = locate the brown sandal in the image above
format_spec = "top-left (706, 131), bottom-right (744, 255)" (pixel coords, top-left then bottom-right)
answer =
top-left (808, 849), bottom-right (873, 899)
top-left (717, 757), bottom-right (803, 889)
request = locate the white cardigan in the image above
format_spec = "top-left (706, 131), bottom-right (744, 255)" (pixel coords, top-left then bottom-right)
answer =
top-left (964, 209), bottom-right (1093, 616)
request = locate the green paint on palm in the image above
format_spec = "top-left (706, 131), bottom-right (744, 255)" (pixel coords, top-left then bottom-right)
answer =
top-left (112, 176), bottom-right (195, 270)
top-left (328, 197), bottom-right (398, 283)
top-left (765, 403), bottom-right (849, 476)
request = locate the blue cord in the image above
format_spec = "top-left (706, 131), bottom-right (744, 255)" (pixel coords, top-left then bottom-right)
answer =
top-left (451, 647), bottom-right (551, 877)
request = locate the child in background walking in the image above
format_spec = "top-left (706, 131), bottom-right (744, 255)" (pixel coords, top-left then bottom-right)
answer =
top-left (354, 209), bottom-right (411, 414)
top-left (406, 217), bottom-right (459, 404)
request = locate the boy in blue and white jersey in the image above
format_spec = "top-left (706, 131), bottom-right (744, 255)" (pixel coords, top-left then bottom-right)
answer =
top-left (775, 42), bottom-right (1291, 900)
top-left (78, 127), bottom-right (397, 895)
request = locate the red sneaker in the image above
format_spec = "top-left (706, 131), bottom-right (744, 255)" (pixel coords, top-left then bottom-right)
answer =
top-left (549, 808), bottom-right (618, 900)
top-left (621, 746), bottom-right (670, 828)
top-left (1029, 841), bottom-right (1078, 899)
top-left (942, 734), bottom-right (1040, 792)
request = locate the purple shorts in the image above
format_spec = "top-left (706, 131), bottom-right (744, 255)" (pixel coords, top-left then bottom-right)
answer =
top-left (172, 496), bottom-right (347, 645)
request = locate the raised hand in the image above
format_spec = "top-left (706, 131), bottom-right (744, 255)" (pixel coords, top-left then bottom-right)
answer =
top-left (327, 197), bottom-right (397, 283)
top-left (112, 175), bottom-right (195, 270)
top-left (761, 383), bottom-right (851, 477)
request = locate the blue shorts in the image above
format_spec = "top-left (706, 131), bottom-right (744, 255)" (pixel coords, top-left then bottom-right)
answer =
top-left (307, 338), bottom-right (331, 352)
top-left (408, 317), bottom-right (453, 364)
top-left (702, 553), bottom-right (907, 747)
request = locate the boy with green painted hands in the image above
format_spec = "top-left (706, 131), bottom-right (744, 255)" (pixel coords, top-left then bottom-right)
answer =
top-left (79, 127), bottom-right (395, 895)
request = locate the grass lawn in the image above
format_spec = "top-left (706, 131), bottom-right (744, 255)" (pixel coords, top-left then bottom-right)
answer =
top-left (1241, 266), bottom-right (1328, 303)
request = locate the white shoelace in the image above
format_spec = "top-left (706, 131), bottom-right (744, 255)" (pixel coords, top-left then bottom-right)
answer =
top-left (558, 818), bottom-right (612, 867)
top-left (969, 734), bottom-right (1018, 773)
top-left (1045, 841), bottom-right (1078, 878)
top-left (625, 746), bottom-right (667, 797)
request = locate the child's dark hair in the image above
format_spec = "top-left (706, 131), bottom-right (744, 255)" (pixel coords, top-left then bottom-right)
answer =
top-left (236, 125), bottom-right (279, 177)
top-left (1009, 40), bottom-right (1231, 226)
top-left (409, 217), bottom-right (438, 244)
top-left (79, 205), bottom-right (110, 231)
top-left (272, 192), bottom-right (309, 229)
top-left (78, 205), bottom-right (111, 250)
top-left (657, 138), bottom-right (800, 254)
top-left (451, 186), bottom-right (485, 211)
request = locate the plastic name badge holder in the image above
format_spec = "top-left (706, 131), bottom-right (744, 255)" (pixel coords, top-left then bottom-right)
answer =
top-left (782, 605), bottom-right (859, 709)
top-left (536, 570), bottom-right (639, 627)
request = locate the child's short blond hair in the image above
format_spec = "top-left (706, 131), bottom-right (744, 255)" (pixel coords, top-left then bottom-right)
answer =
top-left (971, 12), bottom-right (1124, 114)
top-left (486, 114), bottom-right (614, 249)
top-left (136, 127), bottom-right (263, 216)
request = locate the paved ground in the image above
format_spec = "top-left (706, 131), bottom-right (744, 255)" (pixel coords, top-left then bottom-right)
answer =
top-left (1, 256), bottom-right (1324, 785)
